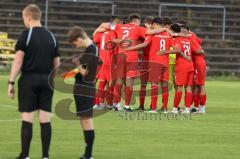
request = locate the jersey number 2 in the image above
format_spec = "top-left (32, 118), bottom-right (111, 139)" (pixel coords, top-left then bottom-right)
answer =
top-left (122, 30), bottom-right (129, 39)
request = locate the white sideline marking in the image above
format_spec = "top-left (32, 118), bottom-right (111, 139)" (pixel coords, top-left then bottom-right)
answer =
top-left (0, 104), bottom-right (19, 122)
top-left (0, 104), bottom-right (55, 122)
top-left (0, 104), bottom-right (17, 109)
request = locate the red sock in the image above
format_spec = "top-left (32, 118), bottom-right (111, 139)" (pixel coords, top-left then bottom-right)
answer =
top-left (174, 91), bottom-right (182, 108)
top-left (125, 86), bottom-right (133, 106)
top-left (194, 92), bottom-right (200, 107)
top-left (97, 81), bottom-right (106, 103)
top-left (151, 85), bottom-right (158, 110)
top-left (162, 86), bottom-right (169, 109)
top-left (95, 97), bottom-right (99, 105)
top-left (139, 85), bottom-right (146, 107)
top-left (199, 94), bottom-right (206, 106)
top-left (106, 86), bottom-right (114, 106)
top-left (113, 83), bottom-right (122, 103)
top-left (185, 92), bottom-right (193, 108)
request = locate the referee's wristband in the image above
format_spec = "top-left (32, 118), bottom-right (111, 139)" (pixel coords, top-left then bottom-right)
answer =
top-left (8, 81), bottom-right (15, 85)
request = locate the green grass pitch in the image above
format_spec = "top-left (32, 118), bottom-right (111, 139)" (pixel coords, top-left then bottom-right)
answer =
top-left (0, 75), bottom-right (240, 159)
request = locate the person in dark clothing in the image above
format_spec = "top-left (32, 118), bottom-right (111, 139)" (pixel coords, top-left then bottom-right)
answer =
top-left (68, 26), bottom-right (99, 159)
top-left (7, 4), bottom-right (60, 159)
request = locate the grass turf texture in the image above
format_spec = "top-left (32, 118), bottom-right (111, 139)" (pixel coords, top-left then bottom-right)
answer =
top-left (0, 75), bottom-right (240, 159)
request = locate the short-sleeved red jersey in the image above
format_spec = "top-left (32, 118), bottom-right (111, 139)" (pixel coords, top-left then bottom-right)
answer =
top-left (147, 31), bottom-right (173, 65)
top-left (93, 30), bottom-right (117, 65)
top-left (173, 36), bottom-right (199, 71)
top-left (188, 32), bottom-right (205, 67)
top-left (111, 23), bottom-right (147, 61)
top-left (189, 31), bottom-right (203, 45)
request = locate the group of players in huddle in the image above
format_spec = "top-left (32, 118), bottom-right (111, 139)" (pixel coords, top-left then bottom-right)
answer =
top-left (90, 13), bottom-right (207, 114)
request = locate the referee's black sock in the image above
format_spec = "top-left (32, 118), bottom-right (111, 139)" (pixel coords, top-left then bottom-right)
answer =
top-left (21, 121), bottom-right (33, 157)
top-left (83, 130), bottom-right (95, 158)
top-left (40, 122), bottom-right (52, 158)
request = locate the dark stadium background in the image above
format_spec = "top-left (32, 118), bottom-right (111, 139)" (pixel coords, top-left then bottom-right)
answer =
top-left (1, 0), bottom-right (240, 76)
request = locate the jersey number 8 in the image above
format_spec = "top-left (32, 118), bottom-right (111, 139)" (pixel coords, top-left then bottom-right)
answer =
top-left (159, 39), bottom-right (166, 51)
top-left (122, 30), bottom-right (129, 39)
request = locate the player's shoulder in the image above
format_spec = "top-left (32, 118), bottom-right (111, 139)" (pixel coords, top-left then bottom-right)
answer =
top-left (160, 31), bottom-right (168, 36)
top-left (137, 25), bottom-right (146, 31)
top-left (108, 29), bottom-right (116, 34)
top-left (177, 36), bottom-right (189, 41)
top-left (189, 31), bottom-right (196, 36)
top-left (95, 31), bottom-right (102, 36)
top-left (145, 35), bottom-right (153, 39)
top-left (174, 36), bottom-right (189, 44)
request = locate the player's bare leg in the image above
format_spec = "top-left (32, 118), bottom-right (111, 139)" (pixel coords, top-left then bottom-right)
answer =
top-left (80, 117), bottom-right (94, 130)
top-left (21, 112), bottom-right (35, 123)
top-left (199, 85), bottom-right (207, 114)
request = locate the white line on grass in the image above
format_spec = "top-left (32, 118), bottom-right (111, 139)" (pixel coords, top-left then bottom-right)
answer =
top-left (0, 104), bottom-right (17, 109)
top-left (0, 104), bottom-right (55, 122)
top-left (0, 104), bottom-right (19, 122)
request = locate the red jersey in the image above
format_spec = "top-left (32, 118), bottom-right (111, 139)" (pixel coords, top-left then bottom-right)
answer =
top-left (93, 30), bottom-right (117, 65)
top-left (189, 31), bottom-right (203, 44)
top-left (141, 36), bottom-right (151, 61)
top-left (111, 23), bottom-right (146, 61)
top-left (147, 31), bottom-right (173, 66)
top-left (173, 37), bottom-right (200, 71)
top-left (188, 32), bottom-right (205, 67)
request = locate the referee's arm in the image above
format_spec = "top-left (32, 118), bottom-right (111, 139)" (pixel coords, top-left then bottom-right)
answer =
top-left (8, 50), bottom-right (25, 99)
top-left (52, 40), bottom-right (60, 75)
top-left (52, 56), bottom-right (60, 75)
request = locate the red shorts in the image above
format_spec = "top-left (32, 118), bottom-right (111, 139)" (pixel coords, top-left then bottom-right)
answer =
top-left (193, 63), bottom-right (206, 85)
top-left (116, 53), bottom-right (139, 78)
top-left (175, 68), bottom-right (194, 86)
top-left (139, 61), bottom-right (149, 82)
top-left (148, 62), bottom-right (168, 83)
top-left (98, 65), bottom-right (112, 81)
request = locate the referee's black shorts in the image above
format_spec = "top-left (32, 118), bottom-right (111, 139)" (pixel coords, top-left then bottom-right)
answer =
top-left (73, 81), bottom-right (95, 118)
top-left (18, 73), bottom-right (53, 112)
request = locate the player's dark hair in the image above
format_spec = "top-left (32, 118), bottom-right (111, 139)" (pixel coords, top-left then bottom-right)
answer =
top-left (176, 19), bottom-right (187, 25)
top-left (162, 17), bottom-right (172, 26)
top-left (170, 23), bottom-right (181, 33)
top-left (128, 13), bottom-right (141, 22)
top-left (68, 26), bottom-right (88, 43)
top-left (152, 17), bottom-right (163, 25)
top-left (181, 25), bottom-right (190, 31)
top-left (122, 16), bottom-right (128, 24)
top-left (143, 16), bottom-right (154, 24)
top-left (111, 15), bottom-right (122, 22)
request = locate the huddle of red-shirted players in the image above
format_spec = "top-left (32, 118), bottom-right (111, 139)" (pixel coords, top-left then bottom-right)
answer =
top-left (92, 13), bottom-right (207, 114)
